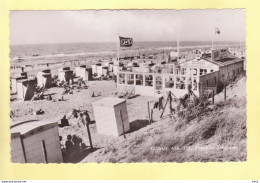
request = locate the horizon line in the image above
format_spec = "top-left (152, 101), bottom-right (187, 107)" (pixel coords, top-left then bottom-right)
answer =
top-left (10, 40), bottom-right (245, 46)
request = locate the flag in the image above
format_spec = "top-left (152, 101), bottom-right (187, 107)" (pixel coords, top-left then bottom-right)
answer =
top-left (119, 36), bottom-right (133, 47)
top-left (215, 27), bottom-right (220, 34)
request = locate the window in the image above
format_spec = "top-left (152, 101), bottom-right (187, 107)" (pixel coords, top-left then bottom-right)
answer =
top-left (176, 77), bottom-right (181, 89)
top-left (155, 76), bottom-right (163, 90)
top-left (193, 69), bottom-right (197, 76)
top-left (180, 77), bottom-right (186, 89)
top-left (187, 77), bottom-right (192, 90)
top-left (145, 74), bottom-right (153, 87)
top-left (181, 68), bottom-right (187, 75)
top-left (165, 75), bottom-right (174, 89)
top-left (214, 77), bottom-right (217, 85)
top-left (126, 74), bottom-right (134, 85)
top-left (200, 69), bottom-right (203, 76)
top-left (189, 68), bottom-right (194, 76)
top-left (136, 74), bottom-right (143, 86)
top-left (118, 73), bottom-right (125, 84)
top-left (176, 77), bottom-right (185, 89)
top-left (211, 70), bottom-right (214, 72)
top-left (176, 68), bottom-right (181, 75)
top-left (200, 69), bottom-right (207, 75)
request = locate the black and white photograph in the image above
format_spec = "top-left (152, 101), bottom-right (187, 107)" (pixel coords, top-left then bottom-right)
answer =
top-left (9, 9), bottom-right (246, 163)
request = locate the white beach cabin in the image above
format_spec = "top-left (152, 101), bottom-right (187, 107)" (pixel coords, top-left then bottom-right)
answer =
top-left (37, 69), bottom-right (52, 88)
top-left (92, 97), bottom-right (130, 137)
top-left (10, 120), bottom-right (63, 163)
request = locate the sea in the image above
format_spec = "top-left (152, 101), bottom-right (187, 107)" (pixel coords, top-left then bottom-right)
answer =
top-left (10, 41), bottom-right (242, 64)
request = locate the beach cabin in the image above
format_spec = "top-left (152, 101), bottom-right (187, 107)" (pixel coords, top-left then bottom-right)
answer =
top-left (96, 66), bottom-right (108, 76)
top-left (17, 79), bottom-right (36, 101)
top-left (103, 61), bottom-right (110, 67)
top-left (113, 65), bottom-right (119, 75)
top-left (21, 72), bottom-right (28, 79)
top-left (11, 76), bottom-right (27, 94)
top-left (108, 62), bottom-right (114, 72)
top-left (92, 97), bottom-right (130, 137)
top-left (58, 67), bottom-right (73, 83)
top-left (113, 60), bottom-right (120, 66)
top-left (75, 65), bottom-right (86, 76)
top-left (37, 70), bottom-right (52, 88)
top-left (91, 63), bottom-right (101, 75)
top-left (11, 72), bottom-right (28, 94)
top-left (10, 120), bottom-right (63, 163)
top-left (75, 65), bottom-right (93, 81)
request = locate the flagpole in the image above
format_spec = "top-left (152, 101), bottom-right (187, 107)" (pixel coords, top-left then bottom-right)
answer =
top-left (117, 34), bottom-right (119, 61)
top-left (211, 27), bottom-right (214, 50)
top-left (177, 25), bottom-right (180, 62)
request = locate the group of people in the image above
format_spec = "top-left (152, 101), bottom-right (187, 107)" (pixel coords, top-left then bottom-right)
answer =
top-left (31, 86), bottom-right (45, 101)
top-left (60, 134), bottom-right (88, 162)
top-left (59, 109), bottom-right (92, 162)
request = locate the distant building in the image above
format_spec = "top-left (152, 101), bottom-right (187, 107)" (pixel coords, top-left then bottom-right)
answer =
top-left (117, 49), bottom-right (244, 98)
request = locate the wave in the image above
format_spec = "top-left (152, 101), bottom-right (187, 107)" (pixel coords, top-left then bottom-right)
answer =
top-left (10, 41), bottom-right (242, 61)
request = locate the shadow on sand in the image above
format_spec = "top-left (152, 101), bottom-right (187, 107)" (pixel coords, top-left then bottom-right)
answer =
top-left (64, 147), bottom-right (100, 163)
top-left (128, 119), bottom-right (150, 133)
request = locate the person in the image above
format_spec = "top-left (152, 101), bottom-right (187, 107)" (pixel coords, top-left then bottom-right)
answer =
top-left (169, 78), bottom-right (174, 88)
top-left (114, 75), bottom-right (117, 85)
top-left (59, 115), bottom-right (69, 127)
top-left (65, 135), bottom-right (74, 155)
top-left (35, 108), bottom-right (44, 115)
top-left (79, 112), bottom-right (87, 126)
top-left (59, 136), bottom-right (66, 162)
top-left (77, 110), bottom-right (91, 127)
top-left (31, 92), bottom-right (39, 101)
top-left (83, 110), bottom-right (91, 125)
top-left (147, 75), bottom-right (153, 86)
top-left (72, 135), bottom-right (81, 153)
top-left (39, 91), bottom-right (44, 100)
top-left (47, 94), bottom-right (52, 101)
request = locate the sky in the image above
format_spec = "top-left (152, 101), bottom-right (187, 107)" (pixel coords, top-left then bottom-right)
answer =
top-left (9, 9), bottom-right (246, 45)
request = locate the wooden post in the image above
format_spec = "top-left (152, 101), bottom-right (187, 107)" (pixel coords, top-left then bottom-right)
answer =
top-left (224, 84), bottom-right (226, 101)
top-left (20, 136), bottom-right (27, 163)
top-left (160, 91), bottom-right (170, 118)
top-left (147, 102), bottom-right (151, 124)
top-left (120, 110), bottom-right (126, 139)
top-left (41, 140), bottom-right (48, 164)
top-left (151, 109), bottom-right (153, 124)
top-left (86, 124), bottom-right (93, 151)
top-left (212, 90), bottom-right (215, 104)
top-left (169, 91), bottom-right (173, 114)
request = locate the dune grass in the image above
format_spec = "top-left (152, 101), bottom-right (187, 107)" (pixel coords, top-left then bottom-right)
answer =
top-left (82, 77), bottom-right (247, 163)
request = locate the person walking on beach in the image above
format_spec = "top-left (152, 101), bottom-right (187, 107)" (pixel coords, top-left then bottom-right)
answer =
top-left (113, 75), bottom-right (117, 86)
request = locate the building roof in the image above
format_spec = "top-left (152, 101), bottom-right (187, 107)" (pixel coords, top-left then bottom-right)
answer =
top-left (92, 97), bottom-right (126, 107)
top-left (178, 54), bottom-right (244, 68)
top-left (16, 79), bottom-right (36, 83)
top-left (10, 120), bottom-right (58, 138)
top-left (203, 56), bottom-right (244, 67)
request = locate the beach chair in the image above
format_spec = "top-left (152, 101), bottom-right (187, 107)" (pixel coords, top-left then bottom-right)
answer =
top-left (126, 86), bottom-right (135, 99)
top-left (113, 85), bottom-right (123, 96)
top-left (118, 86), bottom-right (128, 98)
